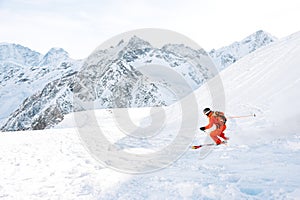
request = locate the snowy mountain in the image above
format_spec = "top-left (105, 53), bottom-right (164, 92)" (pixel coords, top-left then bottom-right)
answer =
top-left (0, 31), bottom-right (299, 199)
top-left (209, 30), bottom-right (277, 70)
top-left (0, 30), bottom-right (277, 131)
top-left (1, 36), bottom-right (214, 131)
top-left (0, 43), bottom-right (82, 127)
top-left (0, 43), bottom-right (42, 66)
top-left (39, 47), bottom-right (70, 66)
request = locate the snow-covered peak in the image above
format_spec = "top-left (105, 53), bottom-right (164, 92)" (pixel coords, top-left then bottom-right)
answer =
top-left (209, 30), bottom-right (277, 70)
top-left (84, 36), bottom-right (152, 67)
top-left (249, 29), bottom-right (275, 39)
top-left (46, 47), bottom-right (69, 55)
top-left (0, 44), bottom-right (81, 128)
top-left (162, 43), bottom-right (207, 58)
top-left (126, 35), bottom-right (152, 50)
top-left (0, 43), bottom-right (42, 66)
top-left (39, 47), bottom-right (70, 66)
top-left (240, 30), bottom-right (277, 50)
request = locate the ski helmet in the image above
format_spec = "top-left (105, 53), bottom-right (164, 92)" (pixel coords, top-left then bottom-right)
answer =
top-left (203, 108), bottom-right (211, 115)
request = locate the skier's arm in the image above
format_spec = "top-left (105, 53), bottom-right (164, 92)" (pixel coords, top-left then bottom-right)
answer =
top-left (204, 118), bottom-right (214, 129)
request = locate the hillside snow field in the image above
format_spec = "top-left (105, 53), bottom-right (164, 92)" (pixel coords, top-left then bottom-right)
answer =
top-left (1, 31), bottom-right (300, 199)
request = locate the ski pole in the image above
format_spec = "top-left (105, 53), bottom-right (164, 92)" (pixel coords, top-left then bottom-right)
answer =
top-left (227, 113), bottom-right (256, 119)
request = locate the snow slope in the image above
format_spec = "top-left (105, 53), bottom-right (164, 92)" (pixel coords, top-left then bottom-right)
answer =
top-left (1, 31), bottom-right (300, 199)
top-left (0, 113), bottom-right (299, 199)
top-left (220, 31), bottom-right (300, 143)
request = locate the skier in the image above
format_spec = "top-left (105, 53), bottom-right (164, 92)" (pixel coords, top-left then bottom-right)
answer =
top-left (199, 108), bottom-right (229, 145)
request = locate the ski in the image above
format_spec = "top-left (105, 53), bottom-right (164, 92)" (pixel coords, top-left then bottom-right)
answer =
top-left (191, 143), bottom-right (215, 149)
top-left (191, 141), bottom-right (227, 149)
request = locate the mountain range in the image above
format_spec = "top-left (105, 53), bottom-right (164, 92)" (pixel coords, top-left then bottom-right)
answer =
top-left (0, 30), bottom-right (276, 131)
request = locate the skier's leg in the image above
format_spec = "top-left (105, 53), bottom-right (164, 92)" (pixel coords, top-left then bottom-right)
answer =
top-left (210, 129), bottom-right (222, 145)
top-left (220, 133), bottom-right (229, 140)
top-left (219, 125), bottom-right (229, 140)
top-left (219, 124), bottom-right (226, 133)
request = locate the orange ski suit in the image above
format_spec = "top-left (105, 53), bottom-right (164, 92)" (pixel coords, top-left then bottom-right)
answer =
top-left (205, 112), bottom-right (227, 145)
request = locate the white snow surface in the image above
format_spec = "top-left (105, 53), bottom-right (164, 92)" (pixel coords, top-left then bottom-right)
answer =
top-left (1, 31), bottom-right (300, 199)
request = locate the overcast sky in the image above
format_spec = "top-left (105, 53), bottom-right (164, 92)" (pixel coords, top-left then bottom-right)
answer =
top-left (0, 0), bottom-right (299, 59)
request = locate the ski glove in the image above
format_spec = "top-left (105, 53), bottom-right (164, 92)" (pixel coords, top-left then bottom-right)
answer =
top-left (200, 127), bottom-right (205, 131)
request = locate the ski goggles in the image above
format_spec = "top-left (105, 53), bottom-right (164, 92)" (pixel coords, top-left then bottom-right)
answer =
top-left (204, 110), bottom-right (211, 115)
